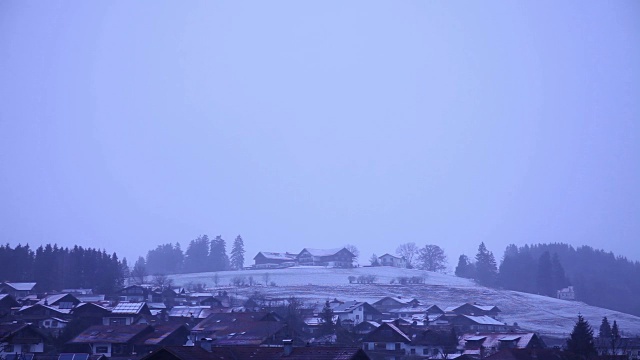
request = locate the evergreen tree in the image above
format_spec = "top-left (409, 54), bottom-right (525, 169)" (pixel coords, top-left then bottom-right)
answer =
top-left (551, 252), bottom-right (568, 293)
top-left (599, 317), bottom-right (612, 339)
top-left (455, 254), bottom-right (475, 278)
top-left (210, 235), bottom-right (230, 271)
top-left (184, 235), bottom-right (210, 273)
top-left (132, 256), bottom-right (147, 285)
top-left (230, 235), bottom-right (246, 270)
top-left (610, 320), bottom-right (621, 354)
top-left (320, 300), bottom-right (335, 335)
top-left (567, 314), bottom-right (597, 358)
top-left (536, 251), bottom-right (554, 296)
top-left (369, 253), bottom-right (380, 266)
top-left (475, 242), bottom-right (497, 286)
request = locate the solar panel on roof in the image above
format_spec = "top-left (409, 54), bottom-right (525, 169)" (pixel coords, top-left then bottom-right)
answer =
top-left (74, 353), bottom-right (89, 360)
top-left (6, 354), bottom-right (34, 360)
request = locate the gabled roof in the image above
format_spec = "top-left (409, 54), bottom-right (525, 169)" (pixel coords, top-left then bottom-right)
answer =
top-left (463, 315), bottom-right (506, 326)
top-left (372, 296), bottom-right (420, 307)
top-left (446, 303), bottom-right (501, 313)
top-left (2, 282), bottom-right (37, 291)
top-left (300, 248), bottom-right (350, 257)
top-left (37, 293), bottom-right (79, 306)
top-left (362, 322), bottom-right (412, 343)
top-left (461, 333), bottom-right (542, 349)
top-left (254, 252), bottom-right (297, 261)
top-left (69, 324), bottom-right (152, 344)
top-left (18, 303), bottom-right (72, 315)
top-left (379, 253), bottom-right (404, 260)
top-left (136, 323), bottom-right (189, 346)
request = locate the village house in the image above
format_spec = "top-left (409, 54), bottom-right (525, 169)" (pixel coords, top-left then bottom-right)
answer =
top-left (0, 282), bottom-right (38, 300)
top-left (252, 252), bottom-right (297, 268)
top-left (141, 344), bottom-right (371, 360)
top-left (330, 301), bottom-right (383, 328)
top-left (103, 302), bottom-right (152, 326)
top-left (361, 322), bottom-right (458, 358)
top-left (443, 314), bottom-right (509, 333)
top-left (557, 286), bottom-right (576, 301)
top-left (459, 333), bottom-right (546, 358)
top-left (0, 323), bottom-right (48, 357)
top-left (387, 304), bottom-right (445, 323)
top-left (378, 254), bottom-right (407, 268)
top-left (189, 311), bottom-right (291, 347)
top-left (297, 248), bottom-right (355, 268)
top-left (445, 303), bottom-right (502, 318)
top-left (372, 296), bottom-right (421, 313)
top-left (115, 285), bottom-right (153, 303)
top-left (67, 323), bottom-right (189, 357)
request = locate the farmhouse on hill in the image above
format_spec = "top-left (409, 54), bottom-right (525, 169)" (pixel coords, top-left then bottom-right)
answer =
top-left (297, 247), bottom-right (355, 267)
top-left (252, 247), bottom-right (356, 268)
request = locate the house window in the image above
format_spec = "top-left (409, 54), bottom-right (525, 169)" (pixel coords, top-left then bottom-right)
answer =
top-left (411, 348), bottom-right (416, 354)
top-left (4, 344), bottom-right (14, 352)
top-left (95, 346), bottom-right (109, 354)
top-left (395, 343), bottom-right (401, 350)
top-left (423, 348), bottom-right (429, 355)
top-left (356, 315), bottom-right (360, 320)
top-left (21, 345), bottom-right (30, 353)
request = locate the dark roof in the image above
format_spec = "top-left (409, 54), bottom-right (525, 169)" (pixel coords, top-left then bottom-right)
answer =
top-left (137, 323), bottom-right (189, 346)
top-left (69, 324), bottom-right (152, 344)
top-left (486, 349), bottom-right (582, 360)
top-left (142, 345), bottom-right (369, 360)
top-left (0, 323), bottom-right (29, 341)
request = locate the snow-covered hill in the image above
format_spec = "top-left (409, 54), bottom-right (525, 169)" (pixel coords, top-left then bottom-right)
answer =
top-left (166, 266), bottom-right (640, 339)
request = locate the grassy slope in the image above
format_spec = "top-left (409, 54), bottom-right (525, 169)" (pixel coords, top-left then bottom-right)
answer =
top-left (167, 266), bottom-right (640, 338)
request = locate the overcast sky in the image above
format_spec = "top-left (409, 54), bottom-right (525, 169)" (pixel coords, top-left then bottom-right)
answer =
top-left (1, 1), bottom-right (639, 268)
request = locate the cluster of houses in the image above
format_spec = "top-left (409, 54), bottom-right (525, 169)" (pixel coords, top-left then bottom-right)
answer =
top-left (252, 247), bottom-right (410, 269)
top-left (3, 280), bottom-right (638, 360)
top-left (252, 247), bottom-right (357, 269)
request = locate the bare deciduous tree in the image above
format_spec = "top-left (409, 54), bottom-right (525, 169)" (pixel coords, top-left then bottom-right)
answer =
top-left (396, 242), bottom-right (419, 268)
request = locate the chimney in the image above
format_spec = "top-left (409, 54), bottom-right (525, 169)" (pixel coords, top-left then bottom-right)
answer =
top-left (283, 339), bottom-right (293, 356)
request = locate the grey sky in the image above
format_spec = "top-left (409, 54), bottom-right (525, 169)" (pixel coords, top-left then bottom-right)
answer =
top-left (1, 1), bottom-right (639, 268)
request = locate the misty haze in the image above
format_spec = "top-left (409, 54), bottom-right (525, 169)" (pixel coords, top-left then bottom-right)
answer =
top-left (1, 2), bottom-right (639, 360)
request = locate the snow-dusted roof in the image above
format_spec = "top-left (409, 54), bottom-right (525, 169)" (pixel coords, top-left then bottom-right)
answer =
top-left (301, 248), bottom-right (345, 257)
top-left (463, 315), bottom-right (505, 325)
top-left (256, 252), bottom-right (297, 260)
top-left (379, 253), bottom-right (403, 260)
top-left (461, 333), bottom-right (536, 350)
top-left (332, 301), bottom-right (364, 313)
top-left (36, 293), bottom-right (73, 306)
top-left (3, 282), bottom-right (36, 291)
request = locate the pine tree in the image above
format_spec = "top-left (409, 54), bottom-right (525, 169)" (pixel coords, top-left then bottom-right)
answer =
top-left (551, 253), bottom-right (568, 293)
top-left (210, 235), bottom-right (230, 271)
top-left (230, 235), bottom-right (246, 270)
top-left (536, 251), bottom-right (554, 296)
top-left (455, 255), bottom-right (475, 279)
top-left (567, 314), bottom-right (597, 358)
top-left (475, 242), bottom-right (497, 286)
top-left (370, 254), bottom-right (380, 266)
top-left (320, 300), bottom-right (335, 335)
top-left (184, 235), bottom-right (210, 273)
top-left (599, 317), bottom-right (612, 339)
top-left (131, 256), bottom-right (147, 285)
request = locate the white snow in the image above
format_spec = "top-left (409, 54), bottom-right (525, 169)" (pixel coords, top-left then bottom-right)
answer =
top-left (166, 266), bottom-right (640, 338)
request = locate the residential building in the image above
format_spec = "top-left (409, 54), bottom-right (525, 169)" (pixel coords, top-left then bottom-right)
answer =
top-left (378, 254), bottom-right (407, 268)
top-left (297, 248), bottom-right (355, 268)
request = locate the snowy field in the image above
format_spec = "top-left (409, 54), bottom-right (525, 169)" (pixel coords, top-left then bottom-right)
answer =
top-left (166, 266), bottom-right (640, 339)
